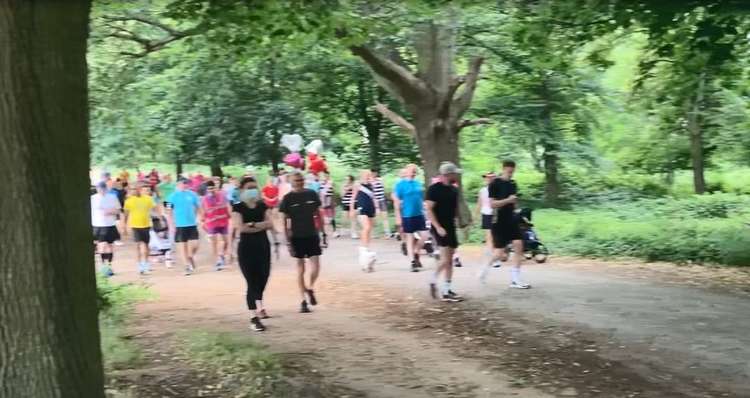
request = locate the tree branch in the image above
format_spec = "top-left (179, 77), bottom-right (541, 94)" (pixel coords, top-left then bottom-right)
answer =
top-left (438, 75), bottom-right (465, 119)
top-left (459, 118), bottom-right (492, 129)
top-left (373, 102), bottom-right (415, 135)
top-left (452, 57), bottom-right (484, 118)
top-left (350, 45), bottom-right (429, 104)
top-left (100, 14), bottom-right (198, 57)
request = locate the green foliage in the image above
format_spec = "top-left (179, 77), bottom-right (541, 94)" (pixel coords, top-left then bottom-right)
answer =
top-left (532, 194), bottom-right (750, 266)
top-left (178, 331), bottom-right (287, 397)
top-left (98, 277), bottom-right (155, 370)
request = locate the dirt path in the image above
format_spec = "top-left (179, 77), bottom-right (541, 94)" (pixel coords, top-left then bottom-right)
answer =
top-left (109, 236), bottom-right (750, 397)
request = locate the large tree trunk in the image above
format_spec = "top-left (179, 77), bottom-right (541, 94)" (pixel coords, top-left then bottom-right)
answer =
top-left (176, 158), bottom-right (184, 176)
top-left (352, 20), bottom-right (488, 227)
top-left (357, 77), bottom-right (382, 171)
top-left (687, 73), bottom-right (707, 194)
top-left (0, 2), bottom-right (104, 397)
top-left (542, 146), bottom-right (561, 205)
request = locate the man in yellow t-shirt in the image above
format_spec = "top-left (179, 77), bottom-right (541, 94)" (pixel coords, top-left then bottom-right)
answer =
top-left (124, 182), bottom-right (155, 274)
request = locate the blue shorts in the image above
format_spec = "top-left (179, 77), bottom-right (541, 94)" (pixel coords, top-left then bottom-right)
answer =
top-left (402, 215), bottom-right (427, 233)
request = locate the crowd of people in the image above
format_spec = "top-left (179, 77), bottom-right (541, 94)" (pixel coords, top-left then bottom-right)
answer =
top-left (90, 160), bottom-right (532, 332)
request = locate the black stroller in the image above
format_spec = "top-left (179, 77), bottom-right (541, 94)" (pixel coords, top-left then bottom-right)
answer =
top-left (515, 208), bottom-right (549, 263)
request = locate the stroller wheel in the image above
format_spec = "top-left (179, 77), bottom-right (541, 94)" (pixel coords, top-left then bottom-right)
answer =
top-left (534, 254), bottom-right (548, 263)
top-left (524, 252), bottom-right (533, 260)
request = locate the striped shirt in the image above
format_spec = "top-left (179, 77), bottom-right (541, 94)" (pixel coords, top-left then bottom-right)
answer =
top-left (372, 178), bottom-right (386, 202)
top-left (342, 185), bottom-right (353, 206)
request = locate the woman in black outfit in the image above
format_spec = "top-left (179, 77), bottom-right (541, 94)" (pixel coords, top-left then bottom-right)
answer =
top-left (231, 177), bottom-right (275, 332)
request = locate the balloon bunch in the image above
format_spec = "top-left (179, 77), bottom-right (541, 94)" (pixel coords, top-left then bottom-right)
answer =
top-left (281, 135), bottom-right (328, 175)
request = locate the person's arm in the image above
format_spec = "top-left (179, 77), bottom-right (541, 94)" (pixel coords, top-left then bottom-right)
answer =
top-left (349, 185), bottom-right (359, 217)
top-left (491, 196), bottom-right (517, 209)
top-left (392, 193), bottom-right (402, 224)
top-left (425, 200), bottom-right (446, 236)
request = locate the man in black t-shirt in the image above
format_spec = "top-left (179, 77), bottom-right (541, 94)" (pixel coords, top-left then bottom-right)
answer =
top-left (487, 160), bottom-right (530, 289)
top-left (425, 162), bottom-right (464, 302)
top-left (279, 170), bottom-right (325, 313)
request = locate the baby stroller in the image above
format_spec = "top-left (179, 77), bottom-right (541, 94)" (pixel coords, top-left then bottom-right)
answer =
top-left (149, 215), bottom-right (174, 268)
top-left (516, 208), bottom-right (549, 263)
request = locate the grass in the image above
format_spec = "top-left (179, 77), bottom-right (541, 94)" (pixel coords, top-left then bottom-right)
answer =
top-left (177, 330), bottom-right (289, 397)
top-left (98, 277), bottom-right (156, 370)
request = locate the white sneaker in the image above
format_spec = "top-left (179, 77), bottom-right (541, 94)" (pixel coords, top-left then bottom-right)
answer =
top-left (351, 233), bottom-right (359, 239)
top-left (510, 281), bottom-right (531, 289)
top-left (333, 232), bottom-right (341, 238)
top-left (184, 265), bottom-right (194, 276)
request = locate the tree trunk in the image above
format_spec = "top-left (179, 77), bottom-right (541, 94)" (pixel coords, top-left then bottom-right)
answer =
top-left (210, 161), bottom-right (223, 178)
top-left (542, 146), bottom-right (561, 205)
top-left (0, 2), bottom-right (104, 397)
top-left (688, 73), bottom-right (707, 194)
top-left (176, 158), bottom-right (183, 176)
top-left (351, 19), bottom-right (485, 227)
top-left (357, 77), bottom-right (382, 171)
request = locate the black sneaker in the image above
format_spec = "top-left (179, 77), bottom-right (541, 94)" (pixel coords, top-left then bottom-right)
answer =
top-left (424, 241), bottom-right (434, 254)
top-left (413, 255), bottom-right (423, 268)
top-left (447, 290), bottom-right (464, 300)
top-left (410, 260), bottom-right (419, 272)
top-left (300, 301), bottom-right (312, 313)
top-left (306, 289), bottom-right (318, 306)
top-left (250, 317), bottom-right (266, 332)
top-left (453, 257), bottom-right (463, 267)
top-left (441, 294), bottom-right (463, 302)
top-left (429, 283), bottom-right (437, 299)
top-left (401, 242), bottom-right (407, 256)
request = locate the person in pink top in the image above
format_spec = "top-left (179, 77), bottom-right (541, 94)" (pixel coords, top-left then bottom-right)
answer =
top-left (201, 180), bottom-right (231, 270)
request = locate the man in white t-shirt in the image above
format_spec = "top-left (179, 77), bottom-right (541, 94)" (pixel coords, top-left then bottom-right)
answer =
top-left (91, 182), bottom-right (122, 277)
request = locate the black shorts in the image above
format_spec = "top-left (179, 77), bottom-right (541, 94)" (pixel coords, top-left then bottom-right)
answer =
top-left (290, 235), bottom-right (322, 259)
top-left (341, 203), bottom-right (351, 212)
top-left (357, 207), bottom-right (376, 218)
top-left (132, 227), bottom-right (151, 244)
top-left (481, 214), bottom-right (493, 230)
top-left (492, 220), bottom-right (523, 248)
top-left (402, 215), bottom-right (427, 233)
top-left (93, 226), bottom-right (120, 244)
top-left (431, 226), bottom-right (459, 249)
top-left (174, 226), bottom-right (199, 243)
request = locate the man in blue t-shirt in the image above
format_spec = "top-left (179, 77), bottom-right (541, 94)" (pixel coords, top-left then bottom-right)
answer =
top-left (393, 163), bottom-right (430, 272)
top-left (167, 177), bottom-right (202, 275)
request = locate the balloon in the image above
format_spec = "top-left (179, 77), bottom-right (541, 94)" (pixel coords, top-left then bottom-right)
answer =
top-left (283, 152), bottom-right (305, 169)
top-left (309, 157), bottom-right (328, 175)
top-left (281, 134), bottom-right (303, 152)
top-left (305, 139), bottom-right (323, 154)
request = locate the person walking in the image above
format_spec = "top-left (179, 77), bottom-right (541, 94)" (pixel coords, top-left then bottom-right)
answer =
top-left (167, 177), bottom-right (202, 275)
top-left (425, 162), bottom-right (464, 302)
top-left (232, 177), bottom-right (275, 332)
top-left (476, 172), bottom-right (504, 282)
top-left (123, 182), bottom-right (155, 275)
top-left (371, 170), bottom-right (392, 238)
top-left (91, 182), bottom-right (121, 277)
top-left (488, 160), bottom-right (531, 288)
top-left (393, 164), bottom-right (430, 272)
top-left (319, 173), bottom-right (339, 238)
top-left (202, 180), bottom-right (231, 270)
top-left (341, 175), bottom-right (358, 239)
top-left (350, 170), bottom-right (377, 272)
top-left (279, 171), bottom-right (324, 313)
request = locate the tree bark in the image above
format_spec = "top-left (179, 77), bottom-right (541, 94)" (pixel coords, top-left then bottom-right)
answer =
top-left (688, 73), bottom-right (707, 194)
top-left (540, 79), bottom-right (561, 205)
top-left (176, 158), bottom-right (184, 176)
top-left (0, 2), bottom-right (104, 398)
top-left (210, 161), bottom-right (223, 178)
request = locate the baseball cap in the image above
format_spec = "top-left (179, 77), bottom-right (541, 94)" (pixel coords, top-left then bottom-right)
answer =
top-left (96, 181), bottom-right (108, 190)
top-left (438, 161), bottom-right (463, 175)
top-left (177, 176), bottom-right (189, 184)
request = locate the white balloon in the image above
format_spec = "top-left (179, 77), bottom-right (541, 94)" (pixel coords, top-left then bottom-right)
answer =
top-left (305, 139), bottom-right (324, 154)
top-left (281, 134), bottom-right (303, 152)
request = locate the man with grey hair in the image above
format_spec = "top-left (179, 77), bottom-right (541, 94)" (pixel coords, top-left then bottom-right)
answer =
top-left (279, 170), bottom-right (325, 313)
top-left (425, 161), bottom-right (464, 302)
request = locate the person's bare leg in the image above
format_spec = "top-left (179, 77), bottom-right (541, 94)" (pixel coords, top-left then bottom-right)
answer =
top-left (510, 239), bottom-right (529, 287)
top-left (309, 256), bottom-right (320, 289)
top-left (209, 234), bottom-right (219, 259)
top-left (405, 233), bottom-right (416, 258)
top-left (188, 239), bottom-right (199, 268)
top-left (296, 259), bottom-right (307, 301)
top-left (439, 247), bottom-right (455, 296)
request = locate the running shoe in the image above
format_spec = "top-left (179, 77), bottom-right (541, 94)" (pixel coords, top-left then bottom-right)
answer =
top-left (453, 257), bottom-right (463, 267)
top-left (510, 281), bottom-right (532, 289)
top-left (351, 232), bottom-right (359, 239)
top-left (440, 294), bottom-right (463, 302)
top-left (215, 260), bottom-right (224, 271)
top-left (447, 290), bottom-right (464, 300)
top-left (184, 265), bottom-right (194, 276)
top-left (250, 317), bottom-right (266, 332)
top-left (306, 289), bottom-right (318, 306)
top-left (410, 260), bottom-right (419, 272)
top-left (414, 255), bottom-right (423, 268)
top-left (300, 300), bottom-right (312, 313)
top-left (333, 231), bottom-right (341, 238)
top-left (429, 283), bottom-right (437, 299)
top-left (100, 266), bottom-right (114, 278)
top-left (400, 242), bottom-right (408, 256)
top-left (258, 309), bottom-right (270, 319)
top-left (492, 260), bottom-right (502, 268)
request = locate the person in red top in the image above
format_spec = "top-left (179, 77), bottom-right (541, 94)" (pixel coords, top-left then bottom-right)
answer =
top-left (201, 180), bottom-right (231, 270)
top-left (262, 175), bottom-right (280, 230)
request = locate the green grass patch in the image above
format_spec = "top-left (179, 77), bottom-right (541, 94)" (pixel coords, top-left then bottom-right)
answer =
top-left (177, 330), bottom-right (289, 397)
top-left (98, 277), bottom-right (156, 370)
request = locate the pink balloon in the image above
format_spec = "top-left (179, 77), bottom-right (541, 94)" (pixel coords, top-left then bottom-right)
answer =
top-left (284, 152), bottom-right (304, 169)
